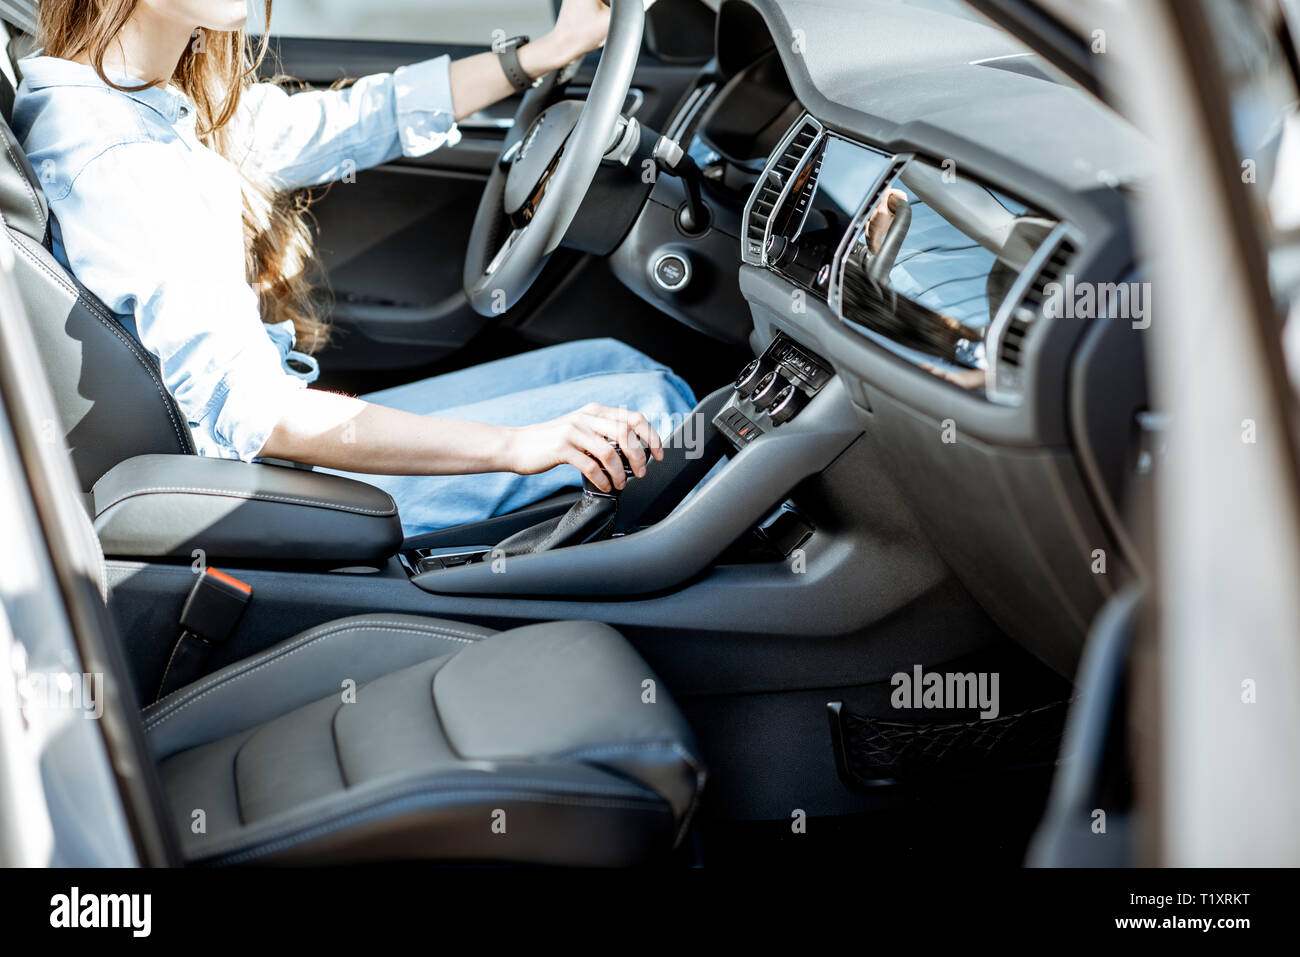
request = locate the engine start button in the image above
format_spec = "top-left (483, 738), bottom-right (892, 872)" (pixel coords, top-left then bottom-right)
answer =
top-left (652, 252), bottom-right (690, 291)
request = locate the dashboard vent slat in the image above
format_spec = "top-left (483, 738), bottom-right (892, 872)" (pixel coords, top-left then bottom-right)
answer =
top-left (743, 115), bottom-right (821, 264)
top-left (986, 231), bottom-right (1077, 406)
top-left (998, 236), bottom-right (1077, 371)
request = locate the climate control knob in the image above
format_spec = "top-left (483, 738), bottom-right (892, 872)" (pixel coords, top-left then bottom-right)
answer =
top-left (768, 384), bottom-right (810, 424)
top-left (750, 371), bottom-right (789, 411)
top-left (734, 358), bottom-right (771, 398)
top-left (764, 234), bottom-right (789, 266)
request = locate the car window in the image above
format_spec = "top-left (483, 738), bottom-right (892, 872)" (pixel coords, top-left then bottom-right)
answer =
top-left (247, 0), bottom-right (557, 45)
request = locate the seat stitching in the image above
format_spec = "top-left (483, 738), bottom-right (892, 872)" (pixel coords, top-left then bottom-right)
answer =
top-left (146, 620), bottom-right (486, 718)
top-left (2, 135), bottom-right (43, 225)
top-left (7, 232), bottom-right (191, 451)
top-left (144, 622), bottom-right (487, 730)
top-left (31, 248), bottom-right (190, 450)
top-left (99, 486), bottom-right (397, 517)
top-left (12, 232), bottom-right (191, 449)
top-left (142, 615), bottom-right (491, 716)
top-left (199, 786), bottom-right (669, 865)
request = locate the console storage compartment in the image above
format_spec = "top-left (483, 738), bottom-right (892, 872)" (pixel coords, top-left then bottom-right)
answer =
top-left (91, 454), bottom-right (403, 564)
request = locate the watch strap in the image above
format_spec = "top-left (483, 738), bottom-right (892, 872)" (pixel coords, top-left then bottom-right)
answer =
top-left (497, 39), bottom-right (534, 95)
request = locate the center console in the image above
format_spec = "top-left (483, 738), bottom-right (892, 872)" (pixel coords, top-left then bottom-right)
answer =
top-left (713, 333), bottom-right (834, 448)
top-left (395, 330), bottom-right (844, 591)
top-left (399, 343), bottom-right (862, 597)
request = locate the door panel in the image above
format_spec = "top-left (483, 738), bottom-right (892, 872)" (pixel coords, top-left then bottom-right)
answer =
top-left (308, 165), bottom-right (486, 366)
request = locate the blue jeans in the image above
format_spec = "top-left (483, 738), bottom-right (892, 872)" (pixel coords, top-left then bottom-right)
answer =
top-left (324, 338), bottom-right (697, 536)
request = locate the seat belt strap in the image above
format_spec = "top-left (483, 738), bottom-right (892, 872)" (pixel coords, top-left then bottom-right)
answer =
top-left (155, 568), bottom-right (251, 701)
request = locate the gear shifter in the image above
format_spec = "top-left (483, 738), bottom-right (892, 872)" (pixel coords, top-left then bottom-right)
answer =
top-left (493, 442), bottom-right (639, 556)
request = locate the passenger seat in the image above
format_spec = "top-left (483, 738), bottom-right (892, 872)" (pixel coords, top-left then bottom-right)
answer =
top-left (147, 613), bottom-right (704, 865)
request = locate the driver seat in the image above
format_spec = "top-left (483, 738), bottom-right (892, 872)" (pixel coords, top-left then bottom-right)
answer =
top-left (0, 33), bottom-right (198, 492)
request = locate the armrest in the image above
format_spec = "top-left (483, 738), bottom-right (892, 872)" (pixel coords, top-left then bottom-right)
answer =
top-left (91, 455), bottom-right (403, 564)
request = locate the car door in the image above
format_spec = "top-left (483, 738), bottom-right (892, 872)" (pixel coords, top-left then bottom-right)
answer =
top-left (980, 0), bottom-right (1300, 866)
top-left (1119, 0), bottom-right (1300, 867)
top-left (251, 0), bottom-right (710, 376)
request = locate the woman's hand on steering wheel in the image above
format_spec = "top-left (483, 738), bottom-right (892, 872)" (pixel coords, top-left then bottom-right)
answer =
top-left (520, 0), bottom-right (612, 76)
top-left (551, 0), bottom-right (614, 59)
top-left (502, 402), bottom-right (665, 492)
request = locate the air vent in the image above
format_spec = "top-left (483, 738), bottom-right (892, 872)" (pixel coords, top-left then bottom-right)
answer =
top-left (997, 236), bottom-right (1077, 371)
top-left (997, 308), bottom-right (1033, 369)
top-left (742, 116), bottom-right (821, 264)
top-left (989, 231), bottom-right (1076, 403)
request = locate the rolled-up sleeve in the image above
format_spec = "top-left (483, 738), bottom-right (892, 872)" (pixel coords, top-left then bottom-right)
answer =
top-left (391, 56), bottom-right (462, 156)
top-left (210, 348), bottom-right (306, 462)
top-left (143, 282), bottom-right (306, 462)
top-left (235, 56), bottom-right (462, 189)
top-left (57, 141), bottom-right (306, 462)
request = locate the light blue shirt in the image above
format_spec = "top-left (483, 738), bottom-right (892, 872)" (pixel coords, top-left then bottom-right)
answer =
top-left (12, 54), bottom-right (461, 461)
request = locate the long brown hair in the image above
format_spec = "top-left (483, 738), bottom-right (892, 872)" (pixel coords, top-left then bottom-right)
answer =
top-left (39, 0), bottom-right (330, 352)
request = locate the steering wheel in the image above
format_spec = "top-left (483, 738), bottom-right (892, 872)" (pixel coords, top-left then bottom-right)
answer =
top-left (462, 0), bottom-right (645, 316)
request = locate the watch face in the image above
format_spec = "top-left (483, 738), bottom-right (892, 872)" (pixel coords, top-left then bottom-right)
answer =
top-left (492, 34), bottom-right (529, 53)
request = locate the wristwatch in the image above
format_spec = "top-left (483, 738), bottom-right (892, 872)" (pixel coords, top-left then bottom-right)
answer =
top-left (495, 35), bottom-right (535, 94)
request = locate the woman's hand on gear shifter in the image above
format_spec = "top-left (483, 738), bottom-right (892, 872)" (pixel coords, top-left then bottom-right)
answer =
top-left (502, 403), bottom-right (663, 493)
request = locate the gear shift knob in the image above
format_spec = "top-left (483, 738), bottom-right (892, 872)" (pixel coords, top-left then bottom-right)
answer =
top-left (494, 440), bottom-right (646, 557)
top-left (583, 441), bottom-right (642, 497)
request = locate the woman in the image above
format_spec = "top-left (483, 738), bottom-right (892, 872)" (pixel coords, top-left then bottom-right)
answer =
top-left (14, 0), bottom-right (696, 535)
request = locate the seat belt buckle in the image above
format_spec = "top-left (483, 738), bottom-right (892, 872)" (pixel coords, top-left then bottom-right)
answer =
top-left (179, 568), bottom-right (252, 646)
top-left (157, 568), bottom-right (251, 701)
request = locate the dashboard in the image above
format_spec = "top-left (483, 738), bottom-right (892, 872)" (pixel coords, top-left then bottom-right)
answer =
top-left (740, 115), bottom-right (1073, 406)
top-left (610, 0), bottom-right (1152, 674)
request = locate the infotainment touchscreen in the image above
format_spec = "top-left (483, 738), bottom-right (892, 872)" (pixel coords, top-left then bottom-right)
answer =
top-left (836, 158), bottom-right (1059, 390)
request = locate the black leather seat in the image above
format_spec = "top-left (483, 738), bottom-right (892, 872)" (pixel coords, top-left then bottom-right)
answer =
top-left (54, 445), bottom-right (706, 864)
top-left (0, 49), bottom-right (197, 492)
top-left (145, 613), bottom-right (704, 865)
